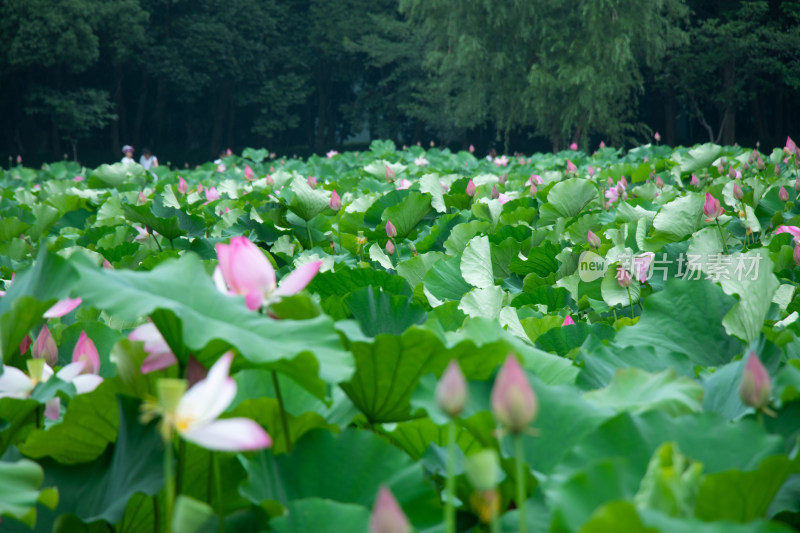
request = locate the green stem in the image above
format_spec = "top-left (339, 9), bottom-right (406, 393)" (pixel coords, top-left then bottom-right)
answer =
top-left (444, 420), bottom-right (456, 533)
top-left (715, 219), bottom-right (730, 254)
top-left (164, 439), bottom-right (175, 533)
top-left (491, 509), bottom-right (501, 533)
top-left (336, 212), bottom-right (342, 254)
top-left (626, 286), bottom-right (634, 318)
top-left (392, 239), bottom-right (399, 266)
top-left (514, 434), bottom-right (527, 533)
top-left (152, 234), bottom-right (163, 253)
top-left (213, 453), bottom-right (226, 533)
top-left (175, 439), bottom-right (185, 498)
top-left (271, 370), bottom-right (292, 453)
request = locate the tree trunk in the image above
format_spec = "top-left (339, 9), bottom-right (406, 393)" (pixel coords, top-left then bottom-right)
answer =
top-left (664, 87), bottom-right (676, 146)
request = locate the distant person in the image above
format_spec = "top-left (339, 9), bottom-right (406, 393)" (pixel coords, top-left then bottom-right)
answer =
top-left (139, 147), bottom-right (159, 170)
top-left (121, 145), bottom-right (135, 164)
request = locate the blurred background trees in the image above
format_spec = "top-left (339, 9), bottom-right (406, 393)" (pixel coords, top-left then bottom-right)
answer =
top-left (0, 0), bottom-right (798, 165)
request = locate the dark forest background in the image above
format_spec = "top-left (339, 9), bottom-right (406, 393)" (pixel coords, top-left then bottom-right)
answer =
top-left (1, 0), bottom-right (799, 167)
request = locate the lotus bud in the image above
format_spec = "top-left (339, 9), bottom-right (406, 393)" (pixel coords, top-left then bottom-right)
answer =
top-left (491, 185), bottom-right (499, 199)
top-left (197, 183), bottom-right (203, 193)
top-left (619, 176), bottom-right (628, 188)
top-left (599, 141), bottom-right (606, 149)
top-left (728, 166), bottom-right (737, 179)
top-left (491, 355), bottom-right (538, 433)
top-left (733, 184), bottom-right (744, 201)
top-left (72, 331), bottom-right (100, 374)
top-left (794, 244), bottom-right (800, 266)
top-left (717, 163), bottom-right (724, 174)
top-left (466, 180), bottom-right (477, 197)
top-left (469, 144), bottom-right (475, 153)
top-left (587, 166), bottom-right (595, 176)
top-left (385, 240), bottom-right (395, 255)
top-left (265, 174), bottom-right (274, 186)
top-left (654, 132), bottom-right (661, 142)
top-left (738, 353), bottom-right (772, 412)
top-left (690, 174), bottom-right (699, 187)
top-left (385, 165), bottom-right (395, 183)
top-left (775, 164), bottom-right (781, 175)
top-left (386, 221), bottom-right (397, 239)
top-left (498, 173), bottom-right (507, 185)
top-left (703, 192), bottom-right (723, 220)
top-left (178, 177), bottom-right (188, 194)
top-left (562, 315), bottom-right (575, 326)
top-left (569, 142), bottom-right (578, 150)
top-left (32, 325), bottom-right (58, 366)
top-left (587, 230), bottom-right (601, 249)
top-left (519, 157), bottom-right (526, 165)
top-left (307, 175), bottom-right (317, 188)
top-left (369, 486), bottom-right (410, 533)
top-left (244, 164), bottom-right (254, 181)
top-left (566, 159), bottom-right (577, 173)
top-left (529, 183), bottom-right (537, 196)
top-left (616, 265), bottom-right (632, 288)
top-left (786, 136), bottom-right (798, 155)
top-left (531, 174), bottom-right (543, 185)
top-left (608, 176), bottom-right (615, 186)
top-left (655, 176), bottom-right (664, 189)
top-left (16, 154), bottom-right (22, 164)
top-left (780, 186), bottom-right (789, 202)
top-left (330, 190), bottom-right (341, 211)
top-left (436, 360), bottom-right (468, 418)
top-left (756, 156), bottom-right (765, 170)
top-left (185, 355), bottom-right (208, 387)
top-left (19, 334), bottom-right (32, 355)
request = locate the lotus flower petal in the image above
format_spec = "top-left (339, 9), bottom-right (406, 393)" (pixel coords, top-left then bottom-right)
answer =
top-left (44, 297), bottom-right (82, 318)
top-left (180, 418), bottom-right (271, 451)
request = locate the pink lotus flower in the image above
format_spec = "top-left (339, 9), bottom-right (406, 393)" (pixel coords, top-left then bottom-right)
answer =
top-left (436, 360), bottom-right (468, 417)
top-left (469, 144), bottom-right (475, 153)
top-left (385, 240), bottom-right (395, 255)
top-left (197, 183), bottom-right (204, 194)
top-left (794, 244), bottom-right (800, 266)
top-left (529, 183), bottom-right (538, 196)
top-left (214, 237), bottom-right (322, 310)
top-left (655, 176), bottom-right (664, 189)
top-left (386, 221), bottom-right (397, 239)
top-left (178, 177), bottom-right (188, 194)
top-left (494, 155), bottom-right (509, 167)
top-left (498, 173), bottom-right (507, 185)
top-left (519, 157), bottom-right (526, 165)
top-left (130, 323), bottom-right (177, 373)
top-left (756, 156), bottom-right (765, 171)
top-left (562, 315), bottom-right (575, 326)
top-left (599, 141), bottom-right (606, 149)
top-left (396, 178), bottom-right (411, 190)
top-left (72, 331), bottom-right (100, 375)
top-left (786, 136), bottom-right (797, 155)
top-left (690, 174), bottom-right (700, 187)
top-left (774, 225), bottom-right (800, 243)
top-left (205, 187), bottom-right (220, 202)
top-left (617, 265), bottom-right (632, 288)
top-left (244, 164), bottom-right (254, 181)
top-left (491, 185), bottom-right (499, 199)
top-left (733, 184), bottom-right (744, 200)
top-left (703, 192), bottom-right (724, 221)
top-left (491, 355), bottom-right (538, 433)
top-left (32, 325), bottom-right (58, 366)
top-left (216, 164), bottom-right (226, 173)
top-left (73, 175), bottom-right (84, 182)
top-left (498, 193), bottom-right (511, 204)
top-left (654, 132), bottom-right (661, 142)
top-left (587, 230), bottom-right (601, 249)
top-left (566, 160), bottom-right (577, 173)
top-left (330, 190), bottom-right (342, 211)
top-left (44, 297), bottom-right (82, 318)
top-left (308, 176), bottom-right (318, 188)
top-left (171, 352), bottom-right (271, 451)
top-left (605, 187), bottom-right (621, 205)
top-left (739, 353), bottom-right (773, 414)
top-left (466, 180), bottom-right (477, 197)
top-left (633, 252), bottom-right (655, 283)
top-left (326, 150), bottom-right (338, 158)
top-left (587, 166), bottom-right (595, 176)
top-left (370, 486), bottom-right (410, 533)
top-left (569, 142), bottom-right (578, 150)
top-left (779, 186), bottom-right (789, 202)
top-left (385, 165), bottom-right (396, 182)
top-left (138, 191), bottom-right (147, 204)
top-left (414, 156), bottom-right (429, 166)
top-left (20, 334), bottom-right (32, 355)
top-left (265, 174), bottom-right (274, 186)
top-left (529, 174), bottom-right (543, 185)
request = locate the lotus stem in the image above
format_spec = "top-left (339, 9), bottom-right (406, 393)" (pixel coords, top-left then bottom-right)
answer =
top-left (271, 370), bottom-right (292, 453)
top-left (213, 453), bottom-right (226, 533)
top-left (164, 439), bottom-right (175, 532)
top-left (514, 434), bottom-right (527, 533)
top-left (626, 287), bottom-right (634, 318)
top-left (715, 219), bottom-right (729, 254)
top-left (336, 211), bottom-right (342, 254)
top-left (444, 420), bottom-right (456, 533)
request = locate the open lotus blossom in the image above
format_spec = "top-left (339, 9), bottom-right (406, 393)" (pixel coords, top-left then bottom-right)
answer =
top-left (491, 355), bottom-right (537, 433)
top-left (370, 486), bottom-right (410, 533)
top-left (0, 359), bottom-right (103, 420)
top-left (605, 186), bottom-right (621, 204)
top-left (466, 180), bottom-right (477, 197)
top-left (436, 360), bottom-right (468, 418)
top-left (205, 187), bottom-right (220, 202)
top-left (414, 156), bottom-right (429, 166)
top-left (214, 236), bottom-right (322, 310)
top-left (494, 155), bottom-right (509, 167)
top-left (396, 178), bottom-right (411, 190)
top-left (703, 192), bottom-right (724, 221)
top-left (244, 164), bottom-right (254, 181)
top-left (529, 175), bottom-right (543, 186)
top-left (130, 323), bottom-right (177, 373)
top-left (562, 315), bottom-right (575, 326)
top-left (774, 225), bottom-right (800, 243)
top-left (633, 252), bottom-right (655, 283)
top-left (72, 331), bottom-right (100, 375)
top-left (178, 176), bottom-right (188, 194)
top-left (44, 297), bottom-right (82, 319)
top-left (32, 325), bottom-right (58, 366)
top-left (326, 150), bottom-right (338, 158)
top-left (167, 352), bottom-right (271, 451)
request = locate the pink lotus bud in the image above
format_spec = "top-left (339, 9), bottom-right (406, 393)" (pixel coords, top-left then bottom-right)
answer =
top-left (794, 244), bottom-right (800, 266)
top-left (519, 157), bottom-right (526, 165)
top-left (330, 190), bottom-right (341, 211)
top-left (385, 165), bottom-right (395, 183)
top-left (178, 177), bottom-right (188, 194)
top-left (690, 174), bottom-right (699, 187)
top-left (599, 141), bottom-right (606, 149)
top-left (756, 156), bottom-right (765, 170)
top-left (16, 154), bottom-right (22, 164)
top-left (33, 325), bottom-right (58, 366)
top-left (717, 163), bottom-right (724, 174)
top-left (728, 167), bottom-right (737, 179)
top-left (780, 186), bottom-right (789, 202)
top-left (385, 240), bottom-right (395, 255)
top-left (265, 174), bottom-right (274, 186)
top-left (491, 185), bottom-right (499, 199)
top-left (103, 259), bottom-right (113, 269)
top-left (225, 148), bottom-right (233, 156)
top-left (370, 486), bottom-right (410, 533)
top-left (197, 183), bottom-right (204, 193)
top-left (531, 174), bottom-right (543, 185)
top-left (566, 159), bottom-right (577, 173)
top-left (739, 353), bottom-right (772, 412)
top-left (562, 315), bottom-right (575, 326)
top-left (655, 176), bottom-right (664, 189)
top-left (608, 176), bottom-right (615, 186)
top-left (633, 252), bottom-right (654, 283)
top-left (73, 175), bottom-right (83, 182)
top-left (529, 183), bottom-right (537, 196)
top-left (138, 191), bottom-right (147, 205)
top-left (308, 176), bottom-right (318, 188)
top-left (619, 176), bottom-right (628, 188)
top-left (569, 142), bottom-right (578, 150)
top-left (466, 180), bottom-right (477, 197)
top-left (491, 355), bottom-right (538, 433)
top-left (775, 164), bottom-right (781, 175)
top-left (205, 187), bottom-right (220, 202)
top-left (587, 166), bottom-right (595, 176)
top-left (72, 331), bottom-right (100, 374)
top-left (735, 170), bottom-right (742, 180)
top-left (654, 132), bottom-right (661, 142)
top-left (498, 173), bottom-right (507, 185)
top-left (786, 136), bottom-right (797, 155)
top-left (436, 360), bottom-right (468, 417)
top-left (616, 265), bottom-right (632, 288)
top-left (733, 184), bottom-right (744, 201)
top-left (703, 192), bottom-right (724, 220)
top-left (244, 164), bottom-right (254, 181)
top-left (19, 334), bottom-right (32, 355)
top-left (587, 230), bottom-right (601, 249)
top-left (469, 144), bottom-right (475, 153)
top-left (386, 221), bottom-right (397, 238)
